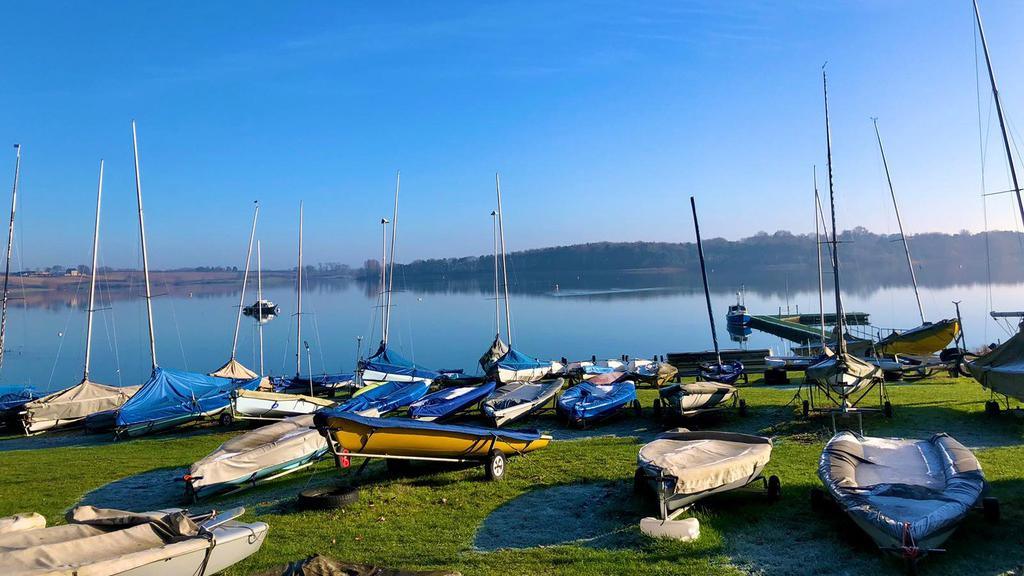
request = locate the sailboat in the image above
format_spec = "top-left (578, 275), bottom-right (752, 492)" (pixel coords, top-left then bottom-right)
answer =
top-left (479, 209), bottom-right (509, 372)
top-left (0, 144), bottom-right (37, 419)
top-left (19, 161), bottom-right (140, 434)
top-left (112, 121), bottom-right (261, 438)
top-left (484, 173), bottom-right (563, 383)
top-left (868, 119), bottom-right (960, 357)
top-left (210, 201), bottom-right (261, 381)
top-left (358, 173), bottom-right (439, 386)
top-left (804, 70), bottom-right (889, 419)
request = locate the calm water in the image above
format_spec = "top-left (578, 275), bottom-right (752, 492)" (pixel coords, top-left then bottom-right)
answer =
top-left (0, 275), bottom-right (1020, 394)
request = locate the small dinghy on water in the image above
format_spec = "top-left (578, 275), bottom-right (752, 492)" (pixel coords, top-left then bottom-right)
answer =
top-left (335, 380), bottom-right (430, 417)
top-left (0, 506), bottom-right (268, 576)
top-left (314, 411), bottom-right (551, 481)
top-left (481, 378), bottom-right (563, 427)
top-left (557, 380), bottom-right (639, 427)
top-left (636, 429), bottom-right (778, 541)
top-left (409, 381), bottom-right (497, 422)
top-left (815, 431), bottom-right (995, 569)
top-left (184, 414), bottom-right (328, 500)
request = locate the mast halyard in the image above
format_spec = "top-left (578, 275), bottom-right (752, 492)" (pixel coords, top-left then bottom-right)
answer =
top-left (491, 210), bottom-right (500, 339)
top-left (132, 122), bottom-right (158, 371)
top-left (495, 173), bottom-right (512, 347)
top-left (873, 118), bottom-right (925, 324)
top-left (0, 144), bottom-right (20, 372)
top-left (689, 196), bottom-right (722, 365)
top-left (822, 69), bottom-right (847, 356)
top-left (814, 167), bottom-right (826, 346)
top-left (295, 202), bottom-right (303, 379)
top-left (384, 172), bottom-right (399, 344)
top-left (83, 160), bottom-right (103, 381)
top-left (379, 217), bottom-right (388, 345)
top-left (229, 201), bottom-right (259, 361)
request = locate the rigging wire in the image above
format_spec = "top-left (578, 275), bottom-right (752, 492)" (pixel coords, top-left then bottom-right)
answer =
top-left (46, 275), bottom-right (86, 390)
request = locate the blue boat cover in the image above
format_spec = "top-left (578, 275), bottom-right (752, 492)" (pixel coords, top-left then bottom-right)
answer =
top-left (699, 360), bottom-right (745, 385)
top-left (271, 372), bottom-right (356, 392)
top-left (0, 385), bottom-right (37, 412)
top-left (557, 381), bottom-right (637, 424)
top-left (315, 410), bottom-right (545, 443)
top-left (581, 365), bottom-right (617, 375)
top-left (117, 368), bottom-right (260, 429)
top-left (335, 380), bottom-right (430, 415)
top-left (409, 381), bottom-right (497, 420)
top-left (361, 344), bottom-right (439, 380)
top-left (495, 347), bottom-right (549, 372)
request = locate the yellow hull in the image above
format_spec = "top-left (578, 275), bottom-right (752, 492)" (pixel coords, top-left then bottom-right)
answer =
top-left (875, 319), bottom-right (959, 356)
top-left (319, 414), bottom-right (551, 459)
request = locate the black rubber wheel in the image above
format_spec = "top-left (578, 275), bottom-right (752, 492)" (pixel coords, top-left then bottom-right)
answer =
top-left (738, 398), bottom-right (748, 417)
top-left (802, 399), bottom-right (810, 418)
top-left (766, 475), bottom-right (781, 501)
top-left (883, 401), bottom-right (893, 418)
top-left (485, 449), bottom-right (506, 481)
top-left (631, 399), bottom-right (642, 416)
top-left (983, 496), bottom-right (1000, 523)
top-left (297, 485), bottom-right (359, 510)
top-left (810, 488), bottom-right (827, 513)
top-left (219, 412), bottom-right (233, 427)
top-left (653, 398), bottom-right (663, 417)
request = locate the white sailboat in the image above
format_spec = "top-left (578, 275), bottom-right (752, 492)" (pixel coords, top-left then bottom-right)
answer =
top-left (210, 201), bottom-right (261, 381)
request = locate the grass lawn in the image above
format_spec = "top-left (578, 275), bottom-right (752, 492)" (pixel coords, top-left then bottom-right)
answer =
top-left (1, 375), bottom-right (1022, 575)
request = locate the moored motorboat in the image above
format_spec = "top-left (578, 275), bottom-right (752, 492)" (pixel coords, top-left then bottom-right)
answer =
top-left (0, 506), bottom-right (268, 576)
top-left (481, 378), bottom-right (563, 427)
top-left (334, 380), bottom-right (429, 417)
top-left (409, 381), bottom-right (497, 422)
top-left (243, 298), bottom-right (280, 318)
top-left (557, 380), bottom-right (638, 427)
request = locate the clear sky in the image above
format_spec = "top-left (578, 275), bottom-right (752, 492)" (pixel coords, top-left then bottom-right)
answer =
top-left (2, 1), bottom-right (1024, 269)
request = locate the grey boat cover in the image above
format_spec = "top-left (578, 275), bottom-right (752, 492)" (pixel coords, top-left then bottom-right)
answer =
top-left (629, 362), bottom-right (678, 387)
top-left (638, 429), bottom-right (771, 496)
top-left (968, 331), bottom-right (1024, 401)
top-left (0, 506), bottom-right (206, 576)
top-left (254, 554), bottom-right (461, 576)
top-left (478, 335), bottom-right (509, 373)
top-left (805, 352), bottom-right (881, 401)
top-left (482, 379), bottom-right (563, 413)
top-left (210, 357), bottom-right (260, 380)
top-left (21, 379), bottom-right (139, 429)
top-left (189, 414), bottom-right (327, 492)
top-left (818, 432), bottom-right (985, 551)
top-left (660, 381), bottom-right (736, 412)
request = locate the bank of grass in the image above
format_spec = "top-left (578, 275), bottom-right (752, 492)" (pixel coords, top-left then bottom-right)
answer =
top-left (1, 375), bottom-right (1022, 575)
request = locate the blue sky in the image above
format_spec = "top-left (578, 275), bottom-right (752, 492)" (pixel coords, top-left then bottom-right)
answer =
top-left (2, 1), bottom-right (1024, 269)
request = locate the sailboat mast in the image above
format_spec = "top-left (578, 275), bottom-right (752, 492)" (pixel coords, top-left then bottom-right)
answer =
top-left (491, 210), bottom-right (500, 337)
top-left (295, 202), bottom-right (303, 378)
top-left (814, 168), bottom-right (825, 345)
top-left (379, 217), bottom-right (388, 344)
top-left (689, 197), bottom-right (722, 364)
top-left (132, 122), bottom-right (158, 371)
top-left (0, 144), bottom-right (21, 371)
top-left (973, 0), bottom-right (1024, 225)
top-left (256, 240), bottom-right (264, 377)
top-left (384, 172), bottom-right (399, 344)
top-left (83, 160), bottom-right (103, 380)
top-left (822, 70), bottom-right (846, 356)
top-left (873, 118), bottom-right (924, 324)
top-left (229, 201), bottom-right (259, 360)
top-left (495, 173), bottom-right (512, 346)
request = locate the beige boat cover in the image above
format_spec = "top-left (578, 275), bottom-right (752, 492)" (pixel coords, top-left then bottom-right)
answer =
top-left (0, 506), bottom-right (207, 576)
top-left (254, 554), bottom-right (462, 576)
top-left (968, 330), bottom-right (1024, 401)
top-left (21, 380), bottom-right (139, 427)
top-left (0, 514), bottom-right (45, 536)
top-left (805, 352), bottom-right (881, 396)
top-left (638, 430), bottom-right (772, 495)
top-left (235, 389), bottom-right (336, 408)
top-left (210, 358), bottom-right (260, 380)
top-left (189, 414), bottom-right (327, 492)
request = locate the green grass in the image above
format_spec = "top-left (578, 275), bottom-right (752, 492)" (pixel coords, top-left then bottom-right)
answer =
top-left (2, 375), bottom-right (1023, 575)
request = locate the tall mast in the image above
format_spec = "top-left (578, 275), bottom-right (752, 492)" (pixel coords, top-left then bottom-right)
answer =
top-left (495, 173), bottom-right (512, 346)
top-left (0, 144), bottom-right (21, 371)
top-left (689, 197), bottom-right (722, 364)
top-left (295, 202), bottom-right (303, 378)
top-left (132, 121), bottom-right (158, 371)
top-left (256, 240), bottom-right (264, 377)
top-left (873, 118), bottom-right (924, 324)
top-left (491, 210), bottom-right (501, 338)
top-left (822, 69), bottom-right (846, 356)
top-left (83, 160), bottom-right (104, 380)
top-left (814, 168), bottom-right (825, 345)
top-left (229, 201), bottom-right (259, 360)
top-left (384, 172), bottom-right (399, 344)
top-left (379, 217), bottom-right (388, 344)
top-left (973, 0), bottom-right (1024, 225)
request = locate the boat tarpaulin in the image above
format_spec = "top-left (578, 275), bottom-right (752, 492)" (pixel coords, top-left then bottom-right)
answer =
top-left (315, 410), bottom-right (545, 443)
top-left (968, 330), bottom-right (1024, 401)
top-left (495, 347), bottom-right (550, 373)
top-left (479, 335), bottom-right (509, 372)
top-left (409, 381), bottom-right (497, 420)
top-left (361, 344), bottom-right (439, 381)
top-left (210, 358), bottom-right (259, 380)
top-left (335, 380), bottom-right (430, 416)
top-left (819, 431), bottom-right (984, 551)
top-left (638, 430), bottom-right (772, 496)
top-left (557, 380), bottom-right (636, 424)
top-left (805, 352), bottom-right (881, 398)
top-left (117, 368), bottom-right (260, 431)
top-left (0, 386), bottom-right (37, 413)
top-left (21, 379), bottom-right (139, 430)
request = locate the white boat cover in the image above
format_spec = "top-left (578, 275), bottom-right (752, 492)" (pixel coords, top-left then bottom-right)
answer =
top-left (968, 330), bottom-right (1024, 401)
top-left (638, 430), bottom-right (772, 496)
top-left (661, 382), bottom-right (736, 412)
top-left (20, 380), bottom-right (139, 432)
top-left (0, 513), bottom-right (44, 536)
top-left (805, 352), bottom-right (881, 401)
top-left (234, 389), bottom-right (335, 410)
top-left (819, 432), bottom-right (985, 551)
top-left (210, 358), bottom-right (260, 380)
top-left (189, 414), bottom-right (327, 493)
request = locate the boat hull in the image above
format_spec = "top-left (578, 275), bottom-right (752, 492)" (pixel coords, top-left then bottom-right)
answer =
top-left (874, 318), bottom-right (960, 356)
top-left (659, 382), bottom-right (736, 414)
top-left (232, 390), bottom-right (334, 420)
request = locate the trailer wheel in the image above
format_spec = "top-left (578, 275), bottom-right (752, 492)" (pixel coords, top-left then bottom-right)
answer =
top-left (486, 449), bottom-right (507, 481)
top-left (632, 399), bottom-right (642, 416)
top-left (219, 412), bottom-right (233, 427)
top-left (766, 475), bottom-right (781, 501)
top-left (738, 399), bottom-right (748, 417)
top-left (802, 400), bottom-right (810, 418)
top-left (653, 398), bottom-right (663, 417)
top-left (883, 401), bottom-right (893, 418)
top-left (983, 496), bottom-right (1000, 523)
top-left (297, 485), bottom-right (359, 510)
top-left (810, 488), bottom-right (827, 513)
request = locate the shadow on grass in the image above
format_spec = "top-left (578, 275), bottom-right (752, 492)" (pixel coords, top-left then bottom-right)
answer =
top-left (0, 421), bottom-right (241, 453)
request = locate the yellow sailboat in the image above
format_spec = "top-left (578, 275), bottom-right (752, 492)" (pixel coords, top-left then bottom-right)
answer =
top-left (873, 318), bottom-right (960, 356)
